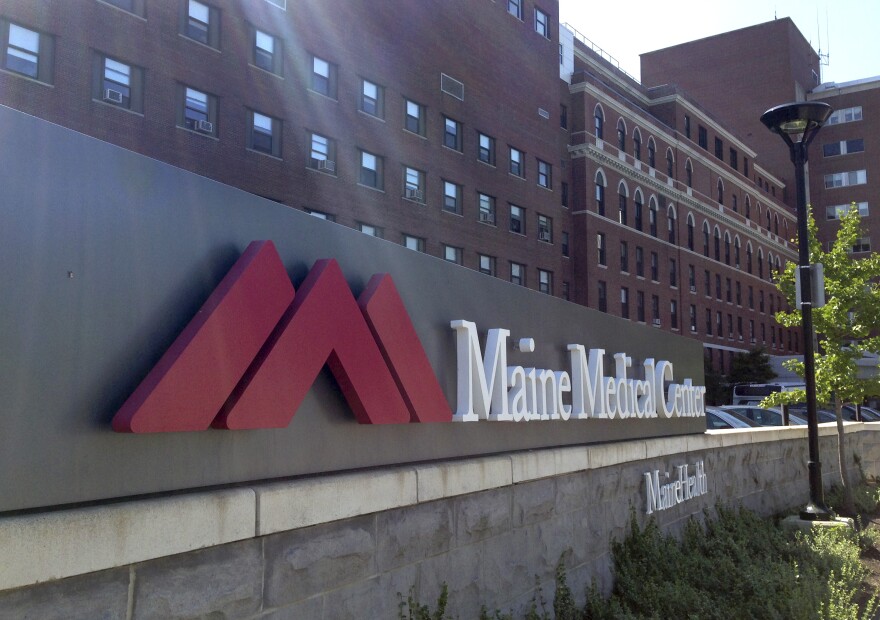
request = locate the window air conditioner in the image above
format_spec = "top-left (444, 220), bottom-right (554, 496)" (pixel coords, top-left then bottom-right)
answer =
top-left (539, 231), bottom-right (551, 242)
top-left (751, 338), bottom-right (757, 344)
top-left (652, 319), bottom-right (661, 326)
top-left (317, 159), bottom-right (336, 172)
top-left (479, 212), bottom-right (493, 223)
top-left (405, 187), bottom-right (423, 201)
top-left (689, 285), bottom-right (697, 292)
top-left (103, 88), bottom-right (124, 104)
top-left (196, 120), bottom-right (214, 133)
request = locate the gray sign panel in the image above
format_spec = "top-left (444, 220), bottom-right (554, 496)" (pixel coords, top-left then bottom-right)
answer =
top-left (0, 106), bottom-right (705, 513)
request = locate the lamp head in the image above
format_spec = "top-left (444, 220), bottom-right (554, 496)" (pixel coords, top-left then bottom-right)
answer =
top-left (760, 102), bottom-right (833, 148)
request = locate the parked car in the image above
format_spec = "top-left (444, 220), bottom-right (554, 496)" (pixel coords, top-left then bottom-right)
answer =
top-left (706, 406), bottom-right (760, 429)
top-left (786, 406), bottom-right (838, 423)
top-left (841, 405), bottom-right (880, 421)
top-left (720, 405), bottom-right (808, 427)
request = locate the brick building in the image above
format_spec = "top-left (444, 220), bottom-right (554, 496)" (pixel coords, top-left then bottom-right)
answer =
top-left (0, 0), bottom-right (803, 371)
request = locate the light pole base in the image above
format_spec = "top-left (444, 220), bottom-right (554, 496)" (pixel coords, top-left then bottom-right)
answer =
top-left (799, 501), bottom-right (835, 521)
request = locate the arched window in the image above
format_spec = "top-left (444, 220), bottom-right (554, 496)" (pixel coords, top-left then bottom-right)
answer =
top-left (594, 170), bottom-right (606, 216)
top-left (767, 253), bottom-right (773, 281)
top-left (717, 178), bottom-right (724, 205)
top-left (745, 196), bottom-right (751, 220)
top-left (647, 138), bottom-right (656, 168)
top-left (685, 159), bottom-right (693, 188)
top-left (758, 249), bottom-right (764, 279)
top-left (618, 181), bottom-right (628, 226)
top-left (724, 232), bottom-right (731, 265)
top-left (766, 210), bottom-right (771, 230)
top-left (617, 118), bottom-right (626, 152)
top-left (633, 128), bottom-right (642, 161)
top-left (784, 220), bottom-right (789, 241)
top-left (746, 243), bottom-right (753, 274)
top-left (649, 196), bottom-right (658, 237)
top-left (734, 237), bottom-right (741, 268)
top-left (713, 226), bottom-right (721, 261)
top-left (774, 214), bottom-right (779, 235)
top-left (666, 149), bottom-right (674, 178)
top-left (703, 222), bottom-right (710, 257)
top-left (687, 213), bottom-right (695, 250)
top-left (594, 105), bottom-right (604, 140)
top-left (775, 256), bottom-right (781, 274)
top-left (634, 189), bottom-right (644, 231)
top-left (667, 205), bottom-right (676, 244)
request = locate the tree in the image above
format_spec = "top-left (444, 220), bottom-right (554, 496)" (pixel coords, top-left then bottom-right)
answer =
top-left (729, 347), bottom-right (777, 385)
top-left (761, 205), bottom-right (880, 514)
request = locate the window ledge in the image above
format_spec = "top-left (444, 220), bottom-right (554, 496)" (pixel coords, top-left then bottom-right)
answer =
top-left (176, 125), bottom-right (219, 140)
top-left (246, 148), bottom-right (283, 161)
top-left (248, 63), bottom-right (284, 79)
top-left (178, 33), bottom-right (222, 53)
top-left (305, 164), bottom-right (335, 174)
top-left (92, 98), bottom-right (144, 117)
top-left (357, 110), bottom-right (385, 123)
top-left (308, 89), bottom-right (338, 103)
top-left (402, 129), bottom-right (427, 140)
top-left (508, 173), bottom-right (526, 181)
top-left (537, 184), bottom-right (553, 192)
top-left (356, 183), bottom-right (385, 194)
top-left (96, 0), bottom-right (147, 20)
top-left (441, 145), bottom-right (463, 155)
top-left (0, 68), bottom-right (54, 87)
top-left (402, 196), bottom-right (426, 206)
top-left (477, 159), bottom-right (496, 169)
top-left (440, 210), bottom-right (464, 218)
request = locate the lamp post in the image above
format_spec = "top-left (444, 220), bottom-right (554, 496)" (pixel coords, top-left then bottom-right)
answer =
top-left (760, 101), bottom-right (833, 521)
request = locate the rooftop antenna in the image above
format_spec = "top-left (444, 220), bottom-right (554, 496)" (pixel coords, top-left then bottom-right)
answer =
top-left (816, 8), bottom-right (830, 68)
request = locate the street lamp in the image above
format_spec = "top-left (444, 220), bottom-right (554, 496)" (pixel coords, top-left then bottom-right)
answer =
top-left (761, 101), bottom-right (833, 521)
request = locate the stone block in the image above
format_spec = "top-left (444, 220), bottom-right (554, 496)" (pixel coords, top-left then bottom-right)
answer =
top-left (455, 487), bottom-right (512, 546)
top-left (257, 595), bottom-right (323, 620)
top-left (511, 450), bottom-right (557, 483)
top-left (323, 565), bottom-right (416, 620)
top-left (588, 440), bottom-right (646, 470)
top-left (478, 528), bottom-right (534, 606)
top-left (553, 446), bottom-right (590, 476)
top-left (415, 455), bottom-right (511, 502)
top-left (645, 436), bottom-right (689, 460)
top-left (512, 479), bottom-right (556, 528)
top-left (554, 471), bottom-right (591, 514)
top-left (131, 539), bottom-right (262, 620)
top-left (255, 468), bottom-right (417, 535)
top-left (0, 566), bottom-right (130, 620)
top-left (416, 545), bottom-right (482, 618)
top-left (263, 514), bottom-right (377, 608)
top-left (376, 500), bottom-right (453, 571)
top-left (0, 488), bottom-right (255, 591)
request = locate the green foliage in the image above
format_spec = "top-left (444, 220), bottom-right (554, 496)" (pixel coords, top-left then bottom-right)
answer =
top-left (761, 206), bottom-right (880, 411)
top-left (729, 347), bottom-right (777, 385)
top-left (703, 363), bottom-right (729, 406)
top-left (397, 583), bottom-right (451, 620)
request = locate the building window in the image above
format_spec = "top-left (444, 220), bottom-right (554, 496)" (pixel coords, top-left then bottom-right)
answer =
top-left (634, 192), bottom-right (643, 231)
top-left (598, 281), bottom-right (607, 312)
top-left (736, 281), bottom-right (742, 306)
top-left (594, 105), bottom-right (604, 140)
top-left (728, 314), bottom-right (734, 339)
top-left (729, 148), bottom-right (738, 170)
top-left (617, 119), bottom-right (626, 152)
top-left (713, 228), bottom-right (721, 261)
top-left (310, 55), bottom-right (337, 98)
top-left (597, 233), bottom-right (606, 266)
top-left (649, 199), bottom-right (657, 237)
top-left (635, 246), bottom-right (644, 277)
top-left (826, 202), bottom-right (869, 220)
top-left (538, 214), bottom-right (552, 242)
top-left (404, 235), bottom-right (425, 252)
top-left (561, 232), bottom-right (569, 257)
top-left (685, 160), bottom-right (693, 188)
top-left (534, 8), bottom-right (550, 38)
top-left (101, 0), bottom-right (145, 15)
top-left (667, 207), bottom-right (676, 244)
top-left (180, 86), bottom-right (217, 135)
top-left (652, 295), bottom-right (660, 325)
top-left (760, 290), bottom-right (765, 313)
top-left (689, 305), bottom-right (697, 332)
top-left (444, 245), bottom-right (463, 265)
top-left (510, 205), bottom-right (525, 234)
top-left (306, 132), bottom-right (339, 170)
top-left (403, 166), bottom-right (425, 202)
top-left (404, 99), bottom-right (427, 135)
top-left (443, 117), bottom-right (462, 151)
top-left (510, 147), bottom-right (524, 177)
top-left (637, 291), bottom-right (646, 322)
top-left (686, 215), bottom-right (694, 250)
top-left (508, 0), bottom-right (522, 19)
top-left (748, 286), bottom-right (754, 309)
top-left (560, 104), bottom-right (568, 129)
top-left (684, 115), bottom-right (691, 139)
top-left (359, 223), bottom-right (383, 238)
top-left (4, 22), bottom-right (53, 83)
top-left (620, 287), bottom-right (630, 319)
top-left (479, 254), bottom-right (496, 276)
top-left (360, 79), bottom-right (384, 118)
top-left (443, 181), bottom-right (462, 215)
top-left (717, 312), bottom-right (723, 337)
top-left (706, 309), bottom-right (712, 335)
top-left (359, 149), bottom-right (383, 190)
top-left (698, 126), bottom-right (707, 149)
top-left (561, 182), bottom-right (569, 208)
top-left (478, 192), bottom-right (495, 224)
top-left (620, 241), bottom-right (629, 273)
top-left (726, 278), bottom-right (732, 303)
top-left (688, 264), bottom-right (696, 290)
top-left (825, 170), bottom-right (868, 189)
top-left (669, 258), bottom-right (677, 287)
top-left (184, 0), bottom-right (219, 47)
top-left (537, 159), bottom-right (551, 188)
top-left (95, 55), bottom-right (143, 112)
top-left (633, 129), bottom-right (642, 161)
top-left (538, 269), bottom-right (552, 294)
top-left (717, 179), bottom-right (724, 205)
top-left (714, 137), bottom-right (723, 159)
top-left (618, 185), bottom-right (628, 225)
top-left (595, 172), bottom-right (606, 215)
top-left (647, 139), bottom-right (656, 168)
top-left (827, 106), bottom-right (863, 125)
top-left (704, 269), bottom-right (711, 297)
top-left (478, 133), bottom-right (496, 165)
top-left (650, 252), bottom-right (658, 281)
top-left (666, 149), bottom-right (674, 178)
top-left (510, 262), bottom-right (525, 286)
top-left (253, 28), bottom-right (281, 74)
top-left (724, 234), bottom-right (731, 265)
top-left (249, 111), bottom-right (281, 157)
top-left (715, 274), bottom-right (721, 300)
top-left (852, 237), bottom-right (872, 253)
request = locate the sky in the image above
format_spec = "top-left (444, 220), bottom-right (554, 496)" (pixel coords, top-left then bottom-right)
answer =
top-left (558, 0), bottom-right (880, 85)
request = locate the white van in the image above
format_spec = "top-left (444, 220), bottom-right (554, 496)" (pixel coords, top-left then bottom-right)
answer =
top-left (731, 381), bottom-right (805, 406)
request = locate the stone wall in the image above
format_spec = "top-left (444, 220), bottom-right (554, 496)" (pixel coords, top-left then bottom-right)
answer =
top-left (2, 425), bottom-right (879, 619)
